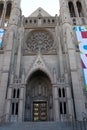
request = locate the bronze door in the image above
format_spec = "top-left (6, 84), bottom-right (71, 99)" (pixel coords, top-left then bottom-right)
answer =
top-left (33, 101), bottom-right (47, 121)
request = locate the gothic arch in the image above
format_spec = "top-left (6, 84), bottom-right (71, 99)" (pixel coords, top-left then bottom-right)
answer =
top-left (25, 68), bottom-right (53, 84)
top-left (27, 70), bottom-right (51, 84)
top-left (76, 1), bottom-right (83, 17)
top-left (0, 2), bottom-right (4, 18)
top-left (25, 70), bottom-right (53, 121)
top-left (68, 1), bottom-right (76, 17)
top-left (5, 1), bottom-right (12, 19)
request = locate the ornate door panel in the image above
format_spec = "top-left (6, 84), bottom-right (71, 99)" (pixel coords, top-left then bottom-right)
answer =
top-left (33, 101), bottom-right (47, 121)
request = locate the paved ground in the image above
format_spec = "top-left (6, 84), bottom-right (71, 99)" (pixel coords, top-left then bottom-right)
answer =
top-left (0, 121), bottom-right (87, 130)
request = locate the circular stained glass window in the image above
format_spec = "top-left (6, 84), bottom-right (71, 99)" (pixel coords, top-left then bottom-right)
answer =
top-left (26, 30), bottom-right (54, 53)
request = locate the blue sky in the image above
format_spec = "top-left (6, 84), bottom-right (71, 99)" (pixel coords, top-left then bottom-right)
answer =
top-left (21, 0), bottom-right (60, 17)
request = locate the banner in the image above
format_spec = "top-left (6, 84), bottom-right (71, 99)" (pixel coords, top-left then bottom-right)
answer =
top-left (0, 29), bottom-right (4, 47)
top-left (74, 26), bottom-right (87, 91)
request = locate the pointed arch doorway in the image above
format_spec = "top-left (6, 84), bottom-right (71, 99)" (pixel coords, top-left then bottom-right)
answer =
top-left (24, 70), bottom-right (53, 121)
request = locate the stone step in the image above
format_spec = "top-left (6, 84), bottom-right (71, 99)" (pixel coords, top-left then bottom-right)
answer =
top-left (0, 121), bottom-right (87, 130)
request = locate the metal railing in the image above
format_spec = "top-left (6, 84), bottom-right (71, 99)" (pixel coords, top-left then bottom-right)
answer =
top-left (0, 113), bottom-right (86, 130)
top-left (0, 113), bottom-right (10, 126)
top-left (64, 120), bottom-right (87, 130)
top-left (65, 114), bottom-right (87, 130)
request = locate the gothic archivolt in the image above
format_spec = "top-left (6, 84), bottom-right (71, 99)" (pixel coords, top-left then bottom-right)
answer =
top-left (25, 30), bottom-right (54, 54)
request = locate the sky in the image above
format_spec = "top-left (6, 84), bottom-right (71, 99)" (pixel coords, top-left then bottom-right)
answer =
top-left (21, 0), bottom-right (60, 17)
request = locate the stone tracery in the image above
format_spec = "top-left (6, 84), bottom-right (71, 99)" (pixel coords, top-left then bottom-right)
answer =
top-left (26, 30), bottom-right (54, 53)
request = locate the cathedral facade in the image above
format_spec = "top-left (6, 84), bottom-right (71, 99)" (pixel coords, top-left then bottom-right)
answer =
top-left (0, 0), bottom-right (87, 123)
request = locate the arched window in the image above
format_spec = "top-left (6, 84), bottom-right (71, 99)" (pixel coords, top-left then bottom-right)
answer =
top-left (5, 2), bottom-right (12, 19)
top-left (62, 88), bottom-right (65, 97)
top-left (0, 3), bottom-right (4, 18)
top-left (58, 88), bottom-right (61, 97)
top-left (64, 102), bottom-right (67, 114)
top-left (13, 89), bottom-right (16, 98)
top-left (17, 89), bottom-right (20, 98)
top-left (59, 102), bottom-right (67, 114)
top-left (11, 102), bottom-right (19, 115)
top-left (68, 1), bottom-right (76, 17)
top-left (60, 102), bottom-right (63, 114)
top-left (76, 1), bottom-right (83, 17)
top-left (13, 88), bottom-right (20, 98)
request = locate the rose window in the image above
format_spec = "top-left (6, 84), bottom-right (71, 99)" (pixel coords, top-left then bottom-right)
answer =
top-left (26, 31), bottom-right (54, 53)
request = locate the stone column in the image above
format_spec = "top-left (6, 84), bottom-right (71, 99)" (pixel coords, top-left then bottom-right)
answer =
top-left (5, 72), bottom-right (14, 122)
top-left (73, 1), bottom-right (79, 17)
top-left (6, 87), bottom-right (12, 122)
top-left (66, 84), bottom-right (74, 120)
top-left (16, 27), bottom-right (24, 122)
top-left (52, 84), bottom-right (59, 121)
top-left (16, 27), bottom-right (24, 77)
top-left (81, 0), bottom-right (87, 17)
top-left (18, 72), bottom-right (25, 122)
top-left (18, 86), bottom-right (25, 122)
top-left (55, 26), bottom-right (60, 77)
top-left (0, 0), bottom-right (6, 27)
top-left (55, 25), bottom-right (64, 77)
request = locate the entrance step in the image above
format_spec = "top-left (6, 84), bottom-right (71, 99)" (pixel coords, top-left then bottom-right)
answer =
top-left (0, 121), bottom-right (87, 130)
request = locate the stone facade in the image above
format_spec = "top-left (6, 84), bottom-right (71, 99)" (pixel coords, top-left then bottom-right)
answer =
top-left (0, 0), bottom-right (87, 122)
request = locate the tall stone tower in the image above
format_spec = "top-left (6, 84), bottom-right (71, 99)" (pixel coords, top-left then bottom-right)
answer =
top-left (59, 0), bottom-right (87, 121)
top-left (0, 0), bottom-right (21, 121)
top-left (0, 0), bottom-right (87, 124)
